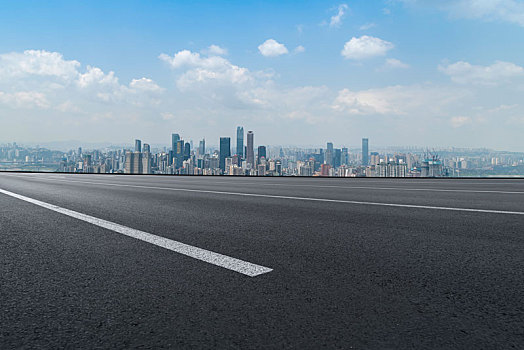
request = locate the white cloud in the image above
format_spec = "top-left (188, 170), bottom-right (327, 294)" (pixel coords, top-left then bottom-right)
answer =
top-left (159, 50), bottom-right (253, 90)
top-left (77, 66), bottom-right (119, 88)
top-left (258, 39), bottom-right (289, 57)
top-left (333, 88), bottom-right (395, 115)
top-left (159, 50), bottom-right (201, 69)
top-left (332, 84), bottom-right (469, 116)
top-left (129, 78), bottom-right (163, 92)
top-left (159, 48), bottom-right (334, 125)
top-left (341, 36), bottom-right (394, 60)
top-left (204, 44), bottom-right (228, 56)
top-left (0, 49), bottom-right (162, 113)
top-left (2, 48), bottom-right (524, 150)
top-left (439, 60), bottom-right (524, 85)
top-left (359, 22), bottom-right (376, 30)
top-left (0, 50), bottom-right (80, 79)
top-left (401, 0), bottom-right (524, 27)
top-left (330, 4), bottom-right (349, 27)
top-left (0, 91), bottom-right (50, 109)
top-left (450, 115), bottom-right (472, 127)
top-left (384, 58), bottom-right (410, 69)
top-left (294, 45), bottom-right (306, 54)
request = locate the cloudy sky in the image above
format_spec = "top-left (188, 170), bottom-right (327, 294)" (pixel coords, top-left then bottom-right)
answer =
top-left (1, 0), bottom-right (524, 150)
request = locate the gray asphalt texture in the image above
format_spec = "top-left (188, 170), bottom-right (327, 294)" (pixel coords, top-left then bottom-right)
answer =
top-left (1, 172), bottom-right (523, 349)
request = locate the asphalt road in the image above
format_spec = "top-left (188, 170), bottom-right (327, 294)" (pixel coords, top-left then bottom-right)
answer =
top-left (1, 172), bottom-right (523, 349)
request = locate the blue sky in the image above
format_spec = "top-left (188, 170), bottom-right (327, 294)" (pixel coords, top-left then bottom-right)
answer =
top-left (1, 0), bottom-right (524, 150)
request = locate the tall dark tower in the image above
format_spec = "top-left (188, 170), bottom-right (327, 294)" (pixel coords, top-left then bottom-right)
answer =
top-left (257, 145), bottom-right (266, 164)
top-left (219, 137), bottom-right (231, 171)
top-left (171, 133), bottom-right (180, 153)
top-left (135, 139), bottom-right (142, 153)
top-left (175, 139), bottom-right (184, 168)
top-left (184, 142), bottom-right (191, 161)
top-left (236, 126), bottom-right (244, 158)
top-left (246, 131), bottom-right (254, 168)
top-left (362, 138), bottom-right (369, 166)
top-left (326, 142), bottom-right (334, 166)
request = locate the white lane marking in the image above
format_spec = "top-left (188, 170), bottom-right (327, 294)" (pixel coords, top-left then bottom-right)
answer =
top-left (105, 179), bottom-right (524, 194)
top-left (0, 188), bottom-right (272, 277)
top-left (16, 173), bottom-right (524, 186)
top-left (123, 176), bottom-right (524, 186)
top-left (12, 173), bottom-right (524, 194)
top-left (8, 175), bottom-right (524, 216)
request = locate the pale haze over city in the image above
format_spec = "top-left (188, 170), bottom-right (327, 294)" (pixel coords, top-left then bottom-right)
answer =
top-left (1, 0), bottom-right (524, 150)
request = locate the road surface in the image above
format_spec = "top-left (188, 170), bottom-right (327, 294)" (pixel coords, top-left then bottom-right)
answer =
top-left (1, 172), bottom-right (523, 348)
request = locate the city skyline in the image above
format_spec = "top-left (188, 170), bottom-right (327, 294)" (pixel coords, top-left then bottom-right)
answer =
top-left (1, 1), bottom-right (524, 150)
top-left (3, 125), bottom-right (524, 177)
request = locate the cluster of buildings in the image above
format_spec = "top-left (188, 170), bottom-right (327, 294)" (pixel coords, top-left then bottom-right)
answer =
top-left (62, 129), bottom-right (447, 177)
top-left (2, 132), bottom-right (524, 177)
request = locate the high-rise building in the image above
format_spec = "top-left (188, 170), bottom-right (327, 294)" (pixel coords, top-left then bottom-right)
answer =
top-left (142, 152), bottom-right (151, 174)
top-left (246, 131), bottom-right (254, 168)
top-left (83, 154), bottom-right (92, 173)
top-left (375, 160), bottom-right (407, 177)
top-left (175, 140), bottom-right (184, 168)
top-left (143, 143), bottom-right (151, 153)
top-left (198, 139), bottom-right (205, 156)
top-left (219, 137), bottom-right (231, 171)
top-left (184, 142), bottom-right (191, 161)
top-left (125, 149), bottom-right (151, 175)
top-left (135, 139), bottom-right (142, 153)
top-left (236, 126), bottom-right (244, 158)
top-left (172, 134), bottom-right (180, 153)
top-left (334, 149), bottom-right (341, 168)
top-left (125, 151), bottom-right (141, 174)
top-left (362, 138), bottom-right (369, 166)
top-left (341, 147), bottom-right (349, 165)
top-left (257, 145), bottom-right (266, 164)
top-left (421, 156), bottom-right (443, 177)
top-left (325, 142), bottom-right (334, 166)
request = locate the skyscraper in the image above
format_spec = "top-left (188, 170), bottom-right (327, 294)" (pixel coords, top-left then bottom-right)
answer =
top-left (325, 142), bottom-right (334, 166)
top-left (143, 143), bottom-right (151, 153)
top-left (135, 139), bottom-right (142, 153)
top-left (175, 140), bottom-right (184, 168)
top-left (125, 151), bottom-right (150, 174)
top-left (341, 147), bottom-right (349, 165)
top-left (334, 148), bottom-right (342, 168)
top-left (184, 142), bottom-right (191, 161)
top-left (198, 139), bottom-right (205, 156)
top-left (236, 126), bottom-right (244, 158)
top-left (125, 151), bottom-right (141, 174)
top-left (142, 152), bottom-right (151, 174)
top-left (362, 138), bottom-right (369, 166)
top-left (246, 131), bottom-right (254, 168)
top-left (257, 145), bottom-right (266, 164)
top-left (171, 133), bottom-right (180, 153)
top-left (219, 137), bottom-right (231, 171)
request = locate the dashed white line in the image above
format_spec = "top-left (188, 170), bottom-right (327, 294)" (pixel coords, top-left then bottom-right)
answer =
top-left (8, 175), bottom-right (524, 216)
top-left (0, 187), bottom-right (273, 277)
